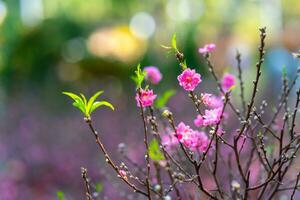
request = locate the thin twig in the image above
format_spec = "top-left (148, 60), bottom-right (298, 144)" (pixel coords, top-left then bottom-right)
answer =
top-left (81, 167), bottom-right (94, 200)
top-left (236, 50), bottom-right (246, 115)
top-left (85, 118), bottom-right (148, 197)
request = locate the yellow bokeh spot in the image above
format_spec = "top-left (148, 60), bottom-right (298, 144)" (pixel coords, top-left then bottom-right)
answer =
top-left (87, 26), bottom-right (147, 63)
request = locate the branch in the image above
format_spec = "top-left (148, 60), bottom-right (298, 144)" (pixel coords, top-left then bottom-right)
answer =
top-left (236, 50), bottom-right (246, 115)
top-left (85, 118), bottom-right (148, 197)
top-left (137, 89), bottom-right (152, 200)
top-left (81, 167), bottom-right (94, 200)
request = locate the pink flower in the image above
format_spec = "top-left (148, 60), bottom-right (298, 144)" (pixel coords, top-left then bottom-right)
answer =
top-left (161, 133), bottom-right (179, 150)
top-left (198, 43), bottom-right (216, 54)
top-left (177, 68), bottom-right (201, 91)
top-left (176, 122), bottom-right (209, 152)
top-left (194, 115), bottom-right (203, 127)
top-left (194, 131), bottom-right (209, 152)
top-left (203, 107), bottom-right (223, 126)
top-left (222, 73), bottom-right (236, 91)
top-left (135, 89), bottom-right (157, 107)
top-left (144, 66), bottom-right (162, 84)
top-left (176, 122), bottom-right (193, 141)
top-left (201, 93), bottom-right (223, 108)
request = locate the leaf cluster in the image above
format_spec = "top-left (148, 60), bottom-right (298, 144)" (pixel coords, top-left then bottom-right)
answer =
top-left (63, 91), bottom-right (114, 118)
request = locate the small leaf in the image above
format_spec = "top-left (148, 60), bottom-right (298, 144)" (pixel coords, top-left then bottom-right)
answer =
top-left (160, 44), bottom-right (172, 50)
top-left (90, 101), bottom-right (114, 113)
top-left (72, 100), bottom-right (86, 114)
top-left (171, 33), bottom-right (177, 51)
top-left (56, 191), bottom-right (65, 200)
top-left (87, 91), bottom-right (104, 114)
top-left (63, 92), bottom-right (86, 115)
top-left (95, 182), bottom-right (103, 192)
top-left (80, 93), bottom-right (87, 105)
top-left (228, 85), bottom-right (236, 91)
top-left (132, 64), bottom-right (146, 88)
top-left (155, 89), bottom-right (176, 109)
top-left (149, 138), bottom-right (165, 161)
top-left (62, 92), bottom-right (81, 102)
top-left (179, 60), bottom-right (188, 70)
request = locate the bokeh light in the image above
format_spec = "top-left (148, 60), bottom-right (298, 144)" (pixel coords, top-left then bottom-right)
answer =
top-left (129, 12), bottom-right (156, 39)
top-left (0, 1), bottom-right (7, 25)
top-left (87, 26), bottom-right (146, 63)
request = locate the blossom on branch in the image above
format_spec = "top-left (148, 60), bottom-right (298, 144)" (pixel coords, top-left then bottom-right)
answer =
top-left (198, 43), bottom-right (216, 54)
top-left (135, 89), bottom-right (157, 107)
top-left (177, 68), bottom-right (201, 91)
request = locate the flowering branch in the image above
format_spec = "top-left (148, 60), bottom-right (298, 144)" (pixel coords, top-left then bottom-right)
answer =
top-left (63, 27), bottom-right (300, 200)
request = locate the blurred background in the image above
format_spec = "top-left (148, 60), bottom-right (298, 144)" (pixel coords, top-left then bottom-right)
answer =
top-left (0, 0), bottom-right (299, 199)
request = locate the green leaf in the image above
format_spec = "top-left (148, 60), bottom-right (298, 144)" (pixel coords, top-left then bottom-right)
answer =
top-left (132, 64), bottom-right (146, 88)
top-left (182, 60), bottom-right (187, 69)
top-left (95, 182), bottom-right (103, 192)
top-left (72, 100), bottom-right (86, 114)
top-left (228, 85), bottom-right (236, 92)
top-left (87, 91), bottom-right (104, 114)
top-left (160, 44), bottom-right (172, 50)
top-left (63, 91), bottom-right (114, 117)
top-left (149, 138), bottom-right (165, 162)
top-left (62, 92), bottom-right (81, 102)
top-left (80, 93), bottom-right (87, 105)
top-left (171, 33), bottom-right (177, 51)
top-left (90, 101), bottom-right (114, 113)
top-left (155, 89), bottom-right (176, 109)
top-left (56, 191), bottom-right (65, 200)
top-left (63, 92), bottom-right (86, 115)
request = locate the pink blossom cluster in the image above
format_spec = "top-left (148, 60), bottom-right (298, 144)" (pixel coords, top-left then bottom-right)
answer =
top-left (177, 68), bottom-right (201, 91)
top-left (176, 122), bottom-right (209, 152)
top-left (202, 107), bottom-right (223, 126)
top-left (194, 115), bottom-right (204, 127)
top-left (198, 43), bottom-right (216, 54)
top-left (221, 73), bottom-right (236, 91)
top-left (144, 66), bottom-right (162, 84)
top-left (194, 93), bottom-right (224, 128)
top-left (161, 128), bottom-right (179, 150)
top-left (135, 89), bottom-right (157, 107)
top-left (194, 107), bottom-right (223, 127)
top-left (201, 93), bottom-right (223, 108)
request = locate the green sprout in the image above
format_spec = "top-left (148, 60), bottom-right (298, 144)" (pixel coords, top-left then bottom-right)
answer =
top-left (161, 33), bottom-right (187, 69)
top-left (161, 33), bottom-right (178, 52)
top-left (171, 33), bottom-right (178, 51)
top-left (62, 90), bottom-right (114, 118)
top-left (131, 64), bottom-right (146, 88)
